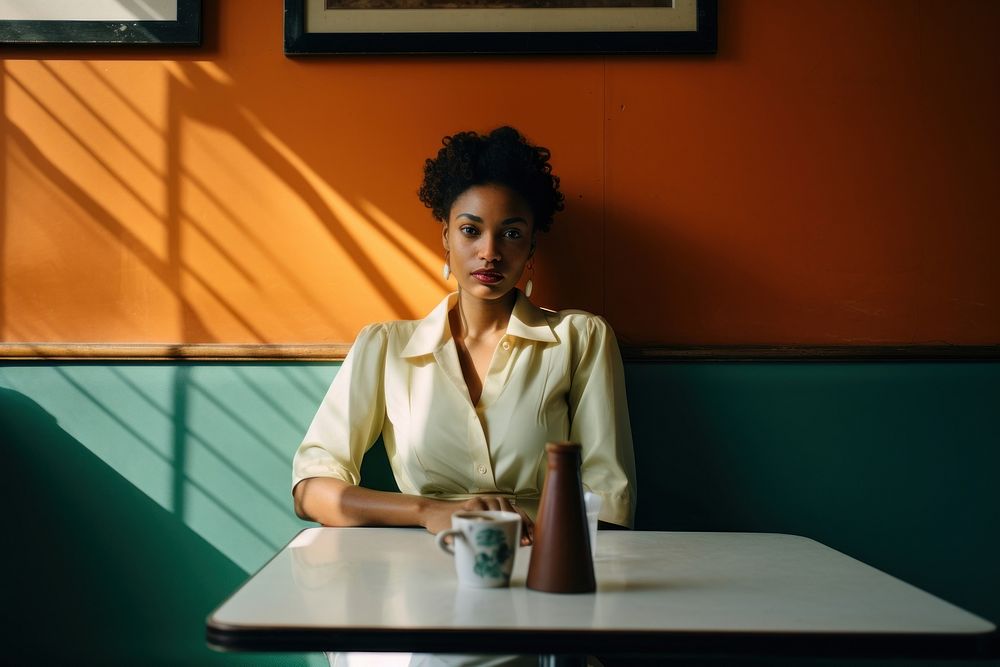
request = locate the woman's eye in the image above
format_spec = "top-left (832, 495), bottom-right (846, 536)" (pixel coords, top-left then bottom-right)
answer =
top-left (460, 225), bottom-right (479, 236)
top-left (503, 229), bottom-right (523, 239)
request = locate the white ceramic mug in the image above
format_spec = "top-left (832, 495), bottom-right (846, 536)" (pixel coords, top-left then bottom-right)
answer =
top-left (436, 511), bottom-right (522, 588)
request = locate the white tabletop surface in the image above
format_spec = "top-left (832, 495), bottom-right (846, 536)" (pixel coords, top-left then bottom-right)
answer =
top-left (207, 528), bottom-right (995, 655)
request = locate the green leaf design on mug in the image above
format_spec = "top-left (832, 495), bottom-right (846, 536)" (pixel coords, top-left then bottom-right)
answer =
top-left (474, 553), bottom-right (502, 578)
top-left (495, 541), bottom-right (510, 566)
top-left (472, 528), bottom-right (511, 579)
top-left (476, 528), bottom-right (505, 547)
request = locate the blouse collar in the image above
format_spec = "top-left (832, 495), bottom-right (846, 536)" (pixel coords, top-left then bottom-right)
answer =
top-left (400, 290), bottom-right (557, 358)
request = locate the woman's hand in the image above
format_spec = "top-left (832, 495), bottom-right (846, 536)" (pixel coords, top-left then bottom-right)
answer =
top-left (422, 496), bottom-right (534, 546)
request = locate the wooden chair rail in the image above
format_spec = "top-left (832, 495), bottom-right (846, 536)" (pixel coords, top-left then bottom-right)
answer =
top-left (1, 343), bottom-right (997, 362)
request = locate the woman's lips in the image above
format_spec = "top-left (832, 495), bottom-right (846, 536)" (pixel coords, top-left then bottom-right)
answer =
top-left (471, 270), bottom-right (504, 285)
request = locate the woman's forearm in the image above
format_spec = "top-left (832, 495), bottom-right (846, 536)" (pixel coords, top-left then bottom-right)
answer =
top-left (294, 477), bottom-right (437, 528)
top-left (293, 477), bottom-right (533, 541)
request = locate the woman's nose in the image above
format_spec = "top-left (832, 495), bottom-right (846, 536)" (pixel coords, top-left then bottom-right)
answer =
top-left (479, 237), bottom-right (500, 262)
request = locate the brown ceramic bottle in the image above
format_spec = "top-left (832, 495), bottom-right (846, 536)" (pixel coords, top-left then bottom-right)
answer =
top-left (526, 442), bottom-right (596, 593)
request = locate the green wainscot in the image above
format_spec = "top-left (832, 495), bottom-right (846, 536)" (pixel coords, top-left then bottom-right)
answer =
top-left (1, 361), bottom-right (997, 666)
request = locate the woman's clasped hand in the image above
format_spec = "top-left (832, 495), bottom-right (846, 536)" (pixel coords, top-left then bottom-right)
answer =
top-left (423, 496), bottom-right (534, 546)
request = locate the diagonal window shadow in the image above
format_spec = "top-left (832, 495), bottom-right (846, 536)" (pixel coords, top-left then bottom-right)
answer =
top-left (170, 62), bottom-right (419, 321)
top-left (229, 365), bottom-right (318, 434)
top-left (5, 119), bottom-right (220, 342)
top-left (0, 386), bottom-right (311, 665)
top-left (104, 364), bottom-right (293, 465)
top-left (47, 366), bottom-right (282, 550)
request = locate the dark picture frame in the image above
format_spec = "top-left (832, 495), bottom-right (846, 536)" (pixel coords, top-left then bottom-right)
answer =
top-left (285, 0), bottom-right (716, 55)
top-left (0, 0), bottom-right (201, 46)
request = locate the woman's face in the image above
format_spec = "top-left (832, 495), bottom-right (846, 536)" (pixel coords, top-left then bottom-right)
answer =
top-left (443, 183), bottom-right (534, 303)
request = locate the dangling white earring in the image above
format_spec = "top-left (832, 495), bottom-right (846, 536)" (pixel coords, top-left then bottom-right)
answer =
top-left (442, 252), bottom-right (451, 281)
top-left (524, 260), bottom-right (534, 297)
top-left (525, 278), bottom-right (533, 298)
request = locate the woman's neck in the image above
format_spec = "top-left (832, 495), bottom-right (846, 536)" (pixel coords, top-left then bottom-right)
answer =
top-left (451, 289), bottom-right (517, 341)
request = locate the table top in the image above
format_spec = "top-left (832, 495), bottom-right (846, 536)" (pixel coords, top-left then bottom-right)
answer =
top-left (207, 528), bottom-right (996, 658)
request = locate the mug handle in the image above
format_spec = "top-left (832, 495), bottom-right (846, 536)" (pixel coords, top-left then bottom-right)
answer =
top-left (436, 528), bottom-right (463, 555)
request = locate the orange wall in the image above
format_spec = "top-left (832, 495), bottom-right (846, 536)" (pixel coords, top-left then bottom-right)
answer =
top-left (2, 0), bottom-right (998, 347)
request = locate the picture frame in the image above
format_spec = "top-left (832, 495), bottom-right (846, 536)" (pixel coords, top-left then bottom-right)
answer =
top-left (0, 0), bottom-right (202, 46)
top-left (284, 0), bottom-right (716, 55)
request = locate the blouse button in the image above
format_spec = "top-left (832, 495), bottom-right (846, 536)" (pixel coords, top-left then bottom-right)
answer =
top-left (501, 340), bottom-right (511, 351)
top-left (477, 464), bottom-right (488, 475)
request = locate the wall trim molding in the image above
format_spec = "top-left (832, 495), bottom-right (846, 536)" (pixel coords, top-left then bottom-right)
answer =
top-left (0, 343), bottom-right (353, 361)
top-left (624, 345), bottom-right (1000, 361)
top-left (1, 343), bottom-right (998, 362)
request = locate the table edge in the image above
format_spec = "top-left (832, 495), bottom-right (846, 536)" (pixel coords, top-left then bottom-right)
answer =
top-left (206, 622), bottom-right (1000, 659)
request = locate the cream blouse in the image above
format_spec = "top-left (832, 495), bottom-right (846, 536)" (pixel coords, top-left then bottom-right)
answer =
top-left (292, 291), bottom-right (636, 527)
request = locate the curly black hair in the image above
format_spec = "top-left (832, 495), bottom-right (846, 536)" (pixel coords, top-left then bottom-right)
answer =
top-left (418, 126), bottom-right (564, 233)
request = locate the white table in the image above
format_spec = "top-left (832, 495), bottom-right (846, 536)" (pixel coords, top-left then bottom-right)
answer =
top-left (207, 528), bottom-right (996, 660)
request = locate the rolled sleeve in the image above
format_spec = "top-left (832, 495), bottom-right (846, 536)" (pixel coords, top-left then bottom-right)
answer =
top-left (291, 324), bottom-right (388, 492)
top-left (568, 316), bottom-right (637, 528)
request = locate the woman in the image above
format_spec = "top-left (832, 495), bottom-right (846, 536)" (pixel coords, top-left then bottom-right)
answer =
top-left (293, 126), bottom-right (635, 543)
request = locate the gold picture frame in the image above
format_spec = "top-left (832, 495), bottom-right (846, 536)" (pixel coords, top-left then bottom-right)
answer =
top-left (284, 0), bottom-right (716, 55)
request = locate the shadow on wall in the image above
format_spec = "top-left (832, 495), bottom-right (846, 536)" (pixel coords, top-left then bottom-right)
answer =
top-left (0, 387), bottom-right (316, 665)
top-left (1, 57), bottom-right (446, 345)
top-left (0, 363), bottom-right (328, 572)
